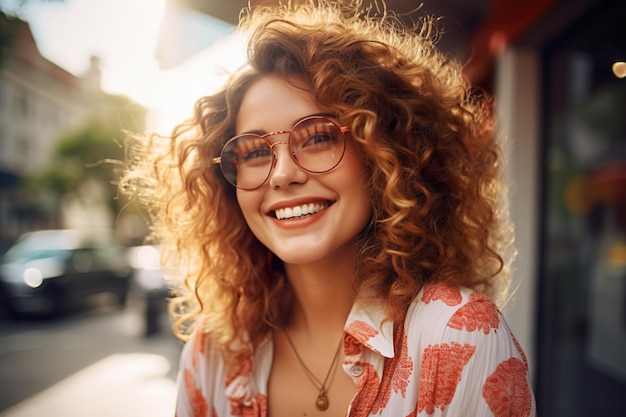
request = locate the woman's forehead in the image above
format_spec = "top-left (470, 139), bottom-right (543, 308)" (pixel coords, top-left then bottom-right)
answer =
top-left (235, 75), bottom-right (320, 132)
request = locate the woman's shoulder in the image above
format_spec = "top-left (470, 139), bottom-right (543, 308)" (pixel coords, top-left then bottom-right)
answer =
top-left (406, 282), bottom-right (505, 343)
top-left (175, 328), bottom-right (225, 417)
top-left (178, 327), bottom-right (225, 380)
top-left (403, 283), bottom-right (535, 415)
top-left (410, 281), bottom-right (489, 315)
top-left (176, 328), bottom-right (274, 417)
top-left (405, 281), bottom-right (528, 368)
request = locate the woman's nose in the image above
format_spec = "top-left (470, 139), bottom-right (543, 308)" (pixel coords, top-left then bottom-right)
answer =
top-left (268, 143), bottom-right (308, 188)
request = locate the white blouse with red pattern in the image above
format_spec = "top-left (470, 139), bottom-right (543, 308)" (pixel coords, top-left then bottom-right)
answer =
top-left (175, 282), bottom-right (536, 417)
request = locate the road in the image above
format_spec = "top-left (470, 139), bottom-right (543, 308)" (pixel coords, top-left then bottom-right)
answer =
top-left (0, 297), bottom-right (183, 417)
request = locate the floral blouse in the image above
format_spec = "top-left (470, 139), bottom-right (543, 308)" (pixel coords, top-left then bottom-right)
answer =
top-left (175, 282), bottom-right (536, 416)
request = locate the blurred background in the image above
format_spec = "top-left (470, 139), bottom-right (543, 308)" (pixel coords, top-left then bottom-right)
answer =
top-left (0, 0), bottom-right (624, 416)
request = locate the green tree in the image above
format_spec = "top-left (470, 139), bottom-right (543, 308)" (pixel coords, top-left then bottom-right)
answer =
top-left (28, 120), bottom-right (123, 196)
top-left (23, 93), bottom-right (146, 225)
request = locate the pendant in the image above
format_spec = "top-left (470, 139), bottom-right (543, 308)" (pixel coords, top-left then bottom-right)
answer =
top-left (315, 391), bottom-right (329, 411)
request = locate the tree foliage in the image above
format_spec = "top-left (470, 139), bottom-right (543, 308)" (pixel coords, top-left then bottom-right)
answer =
top-left (27, 120), bottom-right (124, 196)
top-left (23, 93), bottom-right (146, 214)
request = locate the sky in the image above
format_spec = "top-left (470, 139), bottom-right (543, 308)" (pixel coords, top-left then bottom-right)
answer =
top-left (6, 0), bottom-right (247, 133)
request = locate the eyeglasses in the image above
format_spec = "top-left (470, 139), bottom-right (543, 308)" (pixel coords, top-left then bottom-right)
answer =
top-left (212, 115), bottom-right (350, 190)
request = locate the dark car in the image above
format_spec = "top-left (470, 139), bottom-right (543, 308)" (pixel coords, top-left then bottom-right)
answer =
top-left (0, 229), bottom-right (132, 318)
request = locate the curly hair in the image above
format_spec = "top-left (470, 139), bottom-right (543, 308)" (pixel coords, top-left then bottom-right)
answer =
top-left (120, 0), bottom-right (514, 363)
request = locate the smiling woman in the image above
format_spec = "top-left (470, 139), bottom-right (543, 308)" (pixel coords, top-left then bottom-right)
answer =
top-left (232, 75), bottom-right (371, 269)
top-left (119, 1), bottom-right (535, 416)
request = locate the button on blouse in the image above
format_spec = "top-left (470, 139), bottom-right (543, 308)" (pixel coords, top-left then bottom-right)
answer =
top-left (349, 365), bottom-right (363, 377)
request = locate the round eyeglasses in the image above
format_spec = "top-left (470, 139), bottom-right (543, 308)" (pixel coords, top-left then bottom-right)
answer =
top-left (212, 115), bottom-right (350, 190)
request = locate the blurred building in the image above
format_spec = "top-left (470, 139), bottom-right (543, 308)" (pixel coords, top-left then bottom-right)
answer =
top-left (471, 1), bottom-right (625, 416)
top-left (0, 13), bottom-right (146, 250)
top-left (157, 0), bottom-right (625, 415)
top-left (0, 13), bottom-right (82, 242)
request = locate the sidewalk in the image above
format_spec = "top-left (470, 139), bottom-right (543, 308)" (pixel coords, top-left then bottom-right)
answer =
top-left (0, 353), bottom-right (177, 417)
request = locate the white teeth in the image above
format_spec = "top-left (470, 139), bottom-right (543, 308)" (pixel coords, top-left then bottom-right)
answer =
top-left (275, 203), bottom-right (328, 220)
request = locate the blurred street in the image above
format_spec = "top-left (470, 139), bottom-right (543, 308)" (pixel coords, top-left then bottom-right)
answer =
top-left (0, 297), bottom-right (182, 417)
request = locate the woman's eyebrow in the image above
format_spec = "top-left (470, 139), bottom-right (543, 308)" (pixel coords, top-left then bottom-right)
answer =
top-left (237, 112), bottom-right (338, 136)
top-left (296, 112), bottom-right (337, 123)
top-left (237, 129), bottom-right (266, 136)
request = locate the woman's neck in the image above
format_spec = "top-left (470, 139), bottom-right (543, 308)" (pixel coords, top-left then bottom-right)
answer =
top-left (283, 246), bottom-right (357, 338)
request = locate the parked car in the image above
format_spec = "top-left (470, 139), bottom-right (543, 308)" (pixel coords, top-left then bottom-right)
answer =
top-left (0, 229), bottom-right (132, 318)
top-left (126, 244), bottom-right (171, 336)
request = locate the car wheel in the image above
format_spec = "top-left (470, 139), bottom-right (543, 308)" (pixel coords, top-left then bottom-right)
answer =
top-left (3, 300), bottom-right (21, 320)
top-left (115, 288), bottom-right (129, 309)
top-left (50, 287), bottom-right (67, 318)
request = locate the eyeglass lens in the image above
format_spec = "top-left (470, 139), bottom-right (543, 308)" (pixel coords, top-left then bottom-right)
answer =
top-left (219, 117), bottom-right (346, 190)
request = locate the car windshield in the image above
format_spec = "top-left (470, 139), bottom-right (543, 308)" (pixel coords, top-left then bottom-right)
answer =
top-left (4, 248), bottom-right (69, 263)
top-left (2, 231), bottom-right (81, 263)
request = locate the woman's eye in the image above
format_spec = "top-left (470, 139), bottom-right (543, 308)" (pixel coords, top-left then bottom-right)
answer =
top-left (242, 147), bottom-right (271, 162)
top-left (235, 137), bottom-right (271, 164)
top-left (300, 124), bottom-right (336, 148)
top-left (302, 132), bottom-right (336, 150)
top-left (309, 133), bottom-right (333, 144)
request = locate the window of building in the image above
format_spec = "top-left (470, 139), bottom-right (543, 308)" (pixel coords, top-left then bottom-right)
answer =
top-left (0, 81), bottom-right (6, 112)
top-left (538, 1), bottom-right (626, 416)
top-left (14, 90), bottom-right (29, 118)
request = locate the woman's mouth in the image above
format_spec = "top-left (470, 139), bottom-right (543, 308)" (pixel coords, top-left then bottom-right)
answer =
top-left (274, 202), bottom-right (330, 220)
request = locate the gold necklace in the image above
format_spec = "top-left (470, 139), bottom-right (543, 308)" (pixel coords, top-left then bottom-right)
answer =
top-left (283, 330), bottom-right (343, 411)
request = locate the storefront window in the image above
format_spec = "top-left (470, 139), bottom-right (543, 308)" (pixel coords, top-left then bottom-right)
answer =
top-left (539, 2), bottom-right (626, 415)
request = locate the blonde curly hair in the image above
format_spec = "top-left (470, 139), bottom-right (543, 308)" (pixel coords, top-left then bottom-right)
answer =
top-left (120, 0), bottom-right (514, 363)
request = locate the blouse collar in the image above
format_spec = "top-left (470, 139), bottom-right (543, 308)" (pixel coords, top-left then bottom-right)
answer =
top-left (343, 297), bottom-right (395, 358)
